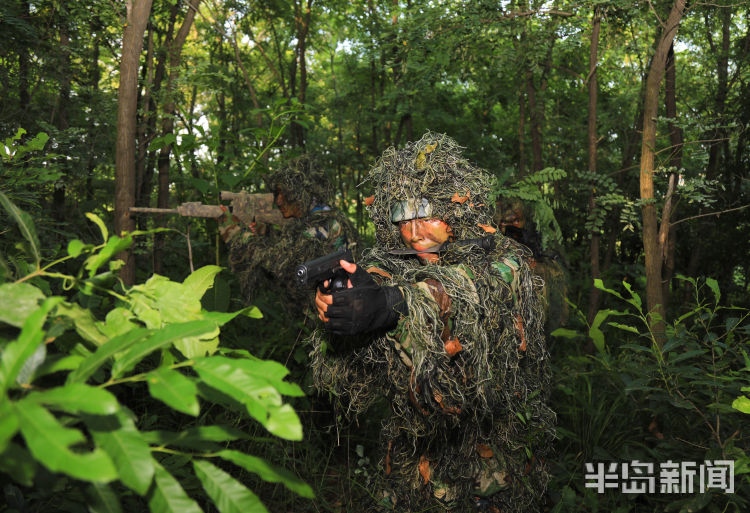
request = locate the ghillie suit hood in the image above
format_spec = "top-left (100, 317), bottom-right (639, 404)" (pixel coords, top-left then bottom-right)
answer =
top-left (308, 133), bottom-right (554, 512)
top-left (264, 154), bottom-right (333, 212)
top-left (365, 132), bottom-right (496, 250)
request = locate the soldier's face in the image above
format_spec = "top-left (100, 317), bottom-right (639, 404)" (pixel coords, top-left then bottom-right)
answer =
top-left (399, 218), bottom-right (452, 264)
top-left (274, 190), bottom-right (304, 218)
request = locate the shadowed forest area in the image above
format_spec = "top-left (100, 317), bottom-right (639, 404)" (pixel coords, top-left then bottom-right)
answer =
top-left (1, 0), bottom-right (750, 512)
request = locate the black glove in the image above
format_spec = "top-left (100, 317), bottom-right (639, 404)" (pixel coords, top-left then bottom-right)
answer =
top-left (325, 266), bottom-right (407, 336)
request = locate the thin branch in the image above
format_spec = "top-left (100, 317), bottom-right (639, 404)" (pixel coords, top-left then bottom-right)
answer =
top-left (670, 204), bottom-right (750, 228)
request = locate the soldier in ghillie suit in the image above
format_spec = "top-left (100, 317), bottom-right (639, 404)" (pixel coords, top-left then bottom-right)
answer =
top-left (494, 197), bottom-right (569, 332)
top-left (226, 155), bottom-right (358, 311)
top-left (308, 133), bottom-right (555, 512)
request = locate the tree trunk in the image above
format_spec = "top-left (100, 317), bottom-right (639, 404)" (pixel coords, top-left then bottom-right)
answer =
top-left (639, 0), bottom-right (686, 345)
top-left (586, 6), bottom-right (602, 329)
top-left (661, 44), bottom-right (683, 310)
top-left (53, 22), bottom-right (71, 225)
top-left (526, 69), bottom-right (543, 172)
top-left (115, 0), bottom-right (154, 286)
top-left (154, 0), bottom-right (201, 274)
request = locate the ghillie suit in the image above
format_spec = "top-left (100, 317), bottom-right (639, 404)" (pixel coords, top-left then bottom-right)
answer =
top-left (227, 155), bottom-right (358, 309)
top-left (494, 197), bottom-right (569, 332)
top-left (308, 133), bottom-right (555, 512)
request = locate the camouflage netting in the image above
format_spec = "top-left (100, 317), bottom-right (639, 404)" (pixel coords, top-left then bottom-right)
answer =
top-left (228, 156), bottom-right (358, 307)
top-left (308, 133), bottom-right (555, 512)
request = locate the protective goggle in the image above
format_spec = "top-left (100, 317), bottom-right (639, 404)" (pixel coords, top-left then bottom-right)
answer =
top-left (390, 198), bottom-right (432, 223)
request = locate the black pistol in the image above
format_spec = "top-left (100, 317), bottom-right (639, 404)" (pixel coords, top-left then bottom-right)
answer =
top-left (295, 248), bottom-right (353, 293)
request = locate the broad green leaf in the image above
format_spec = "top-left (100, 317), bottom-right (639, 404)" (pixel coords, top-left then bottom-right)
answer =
top-left (33, 354), bottom-right (84, 379)
top-left (146, 367), bottom-right (200, 416)
top-left (0, 297), bottom-right (62, 395)
top-left (264, 404), bottom-right (302, 441)
top-left (14, 400), bottom-right (117, 482)
top-left (17, 343), bottom-right (45, 384)
top-left (68, 327), bottom-right (152, 383)
top-left (67, 239), bottom-right (86, 257)
top-left (111, 320), bottom-right (218, 378)
top-left (85, 483), bottom-right (123, 513)
top-left (86, 212), bottom-right (109, 242)
top-left (147, 463), bottom-right (203, 513)
top-left (218, 450), bottom-right (314, 498)
top-left (183, 266), bottom-right (223, 301)
top-left (193, 459), bottom-right (269, 513)
top-left (705, 277), bottom-right (721, 304)
top-left (732, 396), bottom-right (750, 414)
top-left (244, 306), bottom-right (263, 319)
top-left (224, 357), bottom-right (304, 398)
top-left (85, 410), bottom-right (155, 495)
top-left (0, 191), bottom-right (41, 265)
top-left (142, 425), bottom-right (247, 448)
top-left (193, 357), bottom-right (302, 440)
top-left (621, 281), bottom-right (642, 310)
top-left (593, 278), bottom-right (624, 300)
top-left (0, 442), bottom-right (36, 486)
top-left (85, 235), bottom-right (132, 278)
top-left (98, 307), bottom-right (139, 338)
top-left (588, 327), bottom-right (605, 354)
top-left (26, 383), bottom-right (118, 415)
top-left (0, 282), bottom-right (44, 327)
top-left (0, 400), bottom-right (19, 451)
top-left (56, 302), bottom-right (108, 346)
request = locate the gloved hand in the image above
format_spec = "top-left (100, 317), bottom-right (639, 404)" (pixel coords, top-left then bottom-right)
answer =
top-left (324, 264), bottom-right (407, 336)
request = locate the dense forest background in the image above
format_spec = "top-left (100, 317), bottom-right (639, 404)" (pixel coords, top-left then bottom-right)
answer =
top-left (1, 0), bottom-right (749, 512)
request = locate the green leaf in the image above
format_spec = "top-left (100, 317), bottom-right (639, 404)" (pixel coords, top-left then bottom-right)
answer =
top-left (111, 320), bottom-right (219, 378)
top-left (183, 266), bottom-right (223, 301)
top-left (85, 409), bottom-right (155, 496)
top-left (217, 450), bottom-right (314, 498)
top-left (550, 328), bottom-right (580, 339)
top-left (68, 327), bottom-right (153, 383)
top-left (0, 442), bottom-right (37, 486)
top-left (56, 302), bottom-right (108, 346)
top-left (0, 282), bottom-right (45, 327)
top-left (589, 327), bottom-right (605, 354)
top-left (14, 400), bottom-right (117, 482)
top-left (147, 463), bottom-right (204, 513)
top-left (86, 212), bottom-right (109, 242)
top-left (85, 235), bottom-right (132, 278)
top-left (607, 322), bottom-right (640, 334)
top-left (593, 278), bottom-right (623, 300)
top-left (705, 277), bottom-right (721, 304)
top-left (33, 354), bottom-right (84, 379)
top-left (193, 357), bottom-right (302, 440)
top-left (0, 297), bottom-right (62, 395)
top-left (193, 459), bottom-right (269, 513)
top-left (0, 400), bottom-right (19, 452)
top-left (146, 367), bottom-right (200, 416)
top-left (621, 281), bottom-right (642, 310)
top-left (67, 239), bottom-right (86, 258)
top-left (0, 191), bottom-right (41, 265)
top-left (141, 425), bottom-right (247, 448)
top-left (26, 384), bottom-right (119, 415)
top-left (732, 395), bottom-right (750, 414)
top-left (85, 483), bottom-right (124, 513)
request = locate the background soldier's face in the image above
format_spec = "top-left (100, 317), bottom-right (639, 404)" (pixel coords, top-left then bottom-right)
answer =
top-left (274, 189), bottom-right (304, 218)
top-left (398, 218), bottom-right (452, 263)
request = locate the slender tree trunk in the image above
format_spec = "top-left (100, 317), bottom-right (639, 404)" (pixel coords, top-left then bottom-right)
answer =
top-left (586, 6), bottom-right (602, 328)
top-left (639, 0), bottom-right (686, 344)
top-left (85, 17), bottom-right (101, 204)
top-left (518, 90), bottom-right (527, 176)
top-left (53, 23), bottom-right (71, 225)
top-left (526, 69), bottom-right (543, 172)
top-left (115, 0), bottom-right (154, 286)
top-left (154, 0), bottom-right (201, 274)
top-left (661, 44), bottom-right (683, 310)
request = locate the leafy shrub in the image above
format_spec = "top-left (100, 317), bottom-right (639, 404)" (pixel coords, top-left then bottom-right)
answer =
top-left (549, 277), bottom-right (750, 512)
top-left (0, 192), bottom-right (313, 512)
